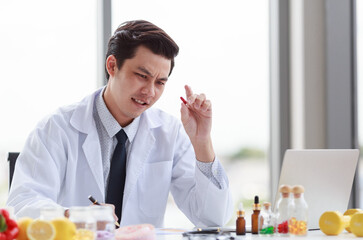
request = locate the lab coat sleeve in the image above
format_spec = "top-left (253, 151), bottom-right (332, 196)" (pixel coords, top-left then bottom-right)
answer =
top-left (6, 116), bottom-right (68, 218)
top-left (169, 124), bottom-right (233, 227)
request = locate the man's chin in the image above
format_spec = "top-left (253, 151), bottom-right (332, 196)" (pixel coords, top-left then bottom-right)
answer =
top-left (130, 108), bottom-right (150, 118)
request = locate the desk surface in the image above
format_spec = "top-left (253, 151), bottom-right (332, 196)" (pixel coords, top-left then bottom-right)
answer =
top-left (155, 230), bottom-right (357, 239)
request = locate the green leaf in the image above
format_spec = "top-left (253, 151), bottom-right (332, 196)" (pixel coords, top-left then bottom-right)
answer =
top-left (0, 215), bottom-right (7, 232)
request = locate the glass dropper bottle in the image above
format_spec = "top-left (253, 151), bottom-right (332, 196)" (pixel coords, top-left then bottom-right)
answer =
top-left (236, 202), bottom-right (246, 235)
top-left (251, 195), bottom-right (261, 234)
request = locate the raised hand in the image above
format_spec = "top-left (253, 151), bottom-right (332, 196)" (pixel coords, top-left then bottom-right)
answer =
top-left (180, 85), bottom-right (215, 163)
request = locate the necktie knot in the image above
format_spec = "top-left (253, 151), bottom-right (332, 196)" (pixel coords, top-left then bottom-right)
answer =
top-left (116, 129), bottom-right (128, 144)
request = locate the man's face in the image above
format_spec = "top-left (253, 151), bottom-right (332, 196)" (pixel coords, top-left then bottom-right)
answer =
top-left (104, 45), bottom-right (171, 126)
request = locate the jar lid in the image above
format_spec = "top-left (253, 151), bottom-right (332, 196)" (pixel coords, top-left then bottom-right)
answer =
top-left (263, 202), bottom-right (271, 210)
top-left (279, 185), bottom-right (291, 193)
top-left (292, 185), bottom-right (305, 194)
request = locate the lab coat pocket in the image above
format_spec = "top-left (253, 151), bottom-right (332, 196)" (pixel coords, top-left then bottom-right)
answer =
top-left (138, 161), bottom-right (172, 217)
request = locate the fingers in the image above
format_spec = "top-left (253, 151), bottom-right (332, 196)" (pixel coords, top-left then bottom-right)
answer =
top-left (189, 94), bottom-right (211, 111)
top-left (184, 85), bottom-right (193, 98)
top-left (193, 93), bottom-right (206, 109)
top-left (101, 203), bottom-right (118, 222)
top-left (200, 99), bottom-right (211, 112)
top-left (182, 85), bottom-right (212, 112)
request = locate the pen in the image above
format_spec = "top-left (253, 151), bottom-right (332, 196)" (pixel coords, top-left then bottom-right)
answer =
top-left (88, 195), bottom-right (120, 227)
top-left (180, 96), bottom-right (188, 105)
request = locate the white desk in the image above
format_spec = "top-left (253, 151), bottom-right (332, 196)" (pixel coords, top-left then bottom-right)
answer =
top-left (156, 231), bottom-right (358, 239)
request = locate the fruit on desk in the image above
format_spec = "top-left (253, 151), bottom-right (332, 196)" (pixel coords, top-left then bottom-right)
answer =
top-left (0, 208), bottom-right (19, 240)
top-left (17, 217), bottom-right (33, 240)
top-left (50, 218), bottom-right (76, 240)
top-left (27, 220), bottom-right (55, 240)
top-left (74, 229), bottom-right (94, 240)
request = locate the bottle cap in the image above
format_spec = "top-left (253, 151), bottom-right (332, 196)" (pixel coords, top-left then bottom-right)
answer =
top-left (279, 185), bottom-right (292, 193)
top-left (237, 202), bottom-right (245, 217)
top-left (292, 185), bottom-right (304, 194)
top-left (292, 185), bottom-right (304, 198)
top-left (279, 185), bottom-right (291, 198)
top-left (263, 202), bottom-right (271, 210)
top-left (253, 196), bottom-right (261, 210)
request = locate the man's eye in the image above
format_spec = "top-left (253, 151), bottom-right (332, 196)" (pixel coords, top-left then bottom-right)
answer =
top-left (136, 73), bottom-right (147, 79)
top-left (157, 81), bottom-right (165, 86)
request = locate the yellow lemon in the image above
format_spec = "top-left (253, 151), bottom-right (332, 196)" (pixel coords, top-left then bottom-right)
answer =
top-left (27, 219), bottom-right (55, 240)
top-left (50, 218), bottom-right (76, 240)
top-left (17, 217), bottom-right (33, 240)
top-left (74, 229), bottom-right (94, 240)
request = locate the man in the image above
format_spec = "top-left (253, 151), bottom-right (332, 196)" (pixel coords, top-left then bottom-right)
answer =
top-left (7, 20), bottom-right (233, 227)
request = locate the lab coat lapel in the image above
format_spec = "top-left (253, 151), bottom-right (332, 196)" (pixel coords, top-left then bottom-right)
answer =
top-left (82, 130), bottom-right (104, 197)
top-left (70, 89), bottom-right (105, 198)
top-left (123, 110), bottom-right (158, 208)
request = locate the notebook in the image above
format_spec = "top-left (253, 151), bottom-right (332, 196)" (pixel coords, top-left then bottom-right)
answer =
top-left (274, 149), bottom-right (359, 230)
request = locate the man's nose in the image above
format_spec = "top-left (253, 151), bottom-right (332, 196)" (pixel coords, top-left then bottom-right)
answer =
top-left (141, 81), bottom-right (155, 97)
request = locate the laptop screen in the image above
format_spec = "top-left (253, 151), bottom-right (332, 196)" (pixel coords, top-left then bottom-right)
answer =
top-left (273, 149), bottom-right (359, 229)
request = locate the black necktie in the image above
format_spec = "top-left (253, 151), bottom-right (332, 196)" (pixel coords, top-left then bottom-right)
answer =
top-left (106, 129), bottom-right (128, 224)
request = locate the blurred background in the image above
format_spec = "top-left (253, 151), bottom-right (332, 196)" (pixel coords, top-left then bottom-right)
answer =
top-left (0, 0), bottom-right (362, 228)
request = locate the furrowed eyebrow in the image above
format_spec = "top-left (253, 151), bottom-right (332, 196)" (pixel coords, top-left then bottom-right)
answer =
top-left (137, 66), bottom-right (168, 81)
top-left (138, 66), bottom-right (153, 77)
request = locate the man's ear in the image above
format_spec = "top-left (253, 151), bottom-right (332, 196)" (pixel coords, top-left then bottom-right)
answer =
top-left (106, 55), bottom-right (117, 78)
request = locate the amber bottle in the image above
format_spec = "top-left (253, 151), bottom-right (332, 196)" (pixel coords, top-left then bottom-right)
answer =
top-left (236, 203), bottom-right (246, 235)
top-left (251, 195), bottom-right (261, 234)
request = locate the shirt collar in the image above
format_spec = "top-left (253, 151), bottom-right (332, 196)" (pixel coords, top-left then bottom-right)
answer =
top-left (95, 86), bottom-right (140, 143)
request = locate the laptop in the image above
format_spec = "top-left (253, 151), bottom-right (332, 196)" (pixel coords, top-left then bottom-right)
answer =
top-left (274, 149), bottom-right (359, 230)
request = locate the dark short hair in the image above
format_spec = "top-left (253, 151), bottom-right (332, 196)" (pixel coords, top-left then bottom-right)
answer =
top-left (105, 20), bottom-right (179, 80)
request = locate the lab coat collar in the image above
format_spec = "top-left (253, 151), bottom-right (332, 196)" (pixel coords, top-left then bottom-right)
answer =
top-left (70, 88), bottom-right (102, 134)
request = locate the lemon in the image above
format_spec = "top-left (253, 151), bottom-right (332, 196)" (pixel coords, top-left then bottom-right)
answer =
top-left (27, 219), bottom-right (55, 240)
top-left (51, 218), bottom-right (76, 240)
top-left (74, 229), bottom-right (94, 240)
top-left (16, 217), bottom-right (33, 240)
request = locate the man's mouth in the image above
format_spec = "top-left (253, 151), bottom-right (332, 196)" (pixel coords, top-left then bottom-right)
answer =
top-left (132, 97), bottom-right (148, 105)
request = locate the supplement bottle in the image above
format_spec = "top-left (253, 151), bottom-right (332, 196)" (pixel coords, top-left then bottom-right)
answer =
top-left (289, 185), bottom-right (308, 236)
top-left (40, 207), bottom-right (65, 220)
top-left (259, 202), bottom-right (275, 236)
top-left (92, 205), bottom-right (115, 240)
top-left (69, 206), bottom-right (97, 240)
top-left (275, 185), bottom-right (292, 236)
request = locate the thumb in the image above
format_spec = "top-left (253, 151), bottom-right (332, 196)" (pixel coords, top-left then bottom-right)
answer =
top-left (180, 102), bottom-right (189, 122)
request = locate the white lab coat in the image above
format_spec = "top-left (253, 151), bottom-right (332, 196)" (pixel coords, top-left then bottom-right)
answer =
top-left (7, 88), bottom-right (233, 227)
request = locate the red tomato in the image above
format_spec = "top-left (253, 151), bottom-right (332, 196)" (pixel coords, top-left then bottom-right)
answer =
top-left (0, 232), bottom-right (6, 240)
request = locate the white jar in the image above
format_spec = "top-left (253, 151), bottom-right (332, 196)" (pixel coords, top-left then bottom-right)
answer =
top-left (91, 205), bottom-right (115, 240)
top-left (69, 206), bottom-right (96, 240)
